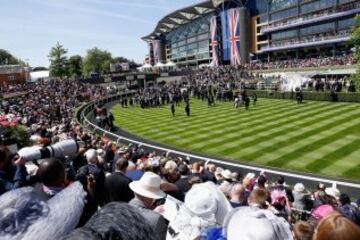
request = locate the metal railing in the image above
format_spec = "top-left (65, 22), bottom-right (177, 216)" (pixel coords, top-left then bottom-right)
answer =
top-left (260, 34), bottom-right (351, 53)
top-left (261, 7), bottom-right (360, 33)
top-left (79, 93), bottom-right (360, 190)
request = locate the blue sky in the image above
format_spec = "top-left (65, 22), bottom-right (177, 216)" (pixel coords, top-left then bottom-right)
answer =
top-left (0, 0), bottom-right (200, 67)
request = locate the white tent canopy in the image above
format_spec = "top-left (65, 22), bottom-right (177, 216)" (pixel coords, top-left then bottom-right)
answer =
top-left (199, 63), bottom-right (211, 69)
top-left (155, 62), bottom-right (165, 68)
top-left (165, 61), bottom-right (176, 67)
top-left (29, 70), bottom-right (49, 82)
top-left (142, 63), bottom-right (153, 68)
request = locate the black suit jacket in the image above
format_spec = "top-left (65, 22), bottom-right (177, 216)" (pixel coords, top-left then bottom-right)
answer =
top-left (104, 172), bottom-right (134, 204)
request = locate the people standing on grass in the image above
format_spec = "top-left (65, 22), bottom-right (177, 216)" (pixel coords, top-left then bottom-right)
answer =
top-left (296, 89), bottom-right (304, 104)
top-left (185, 101), bottom-right (190, 117)
top-left (238, 94), bottom-right (243, 107)
top-left (107, 112), bottom-right (114, 131)
top-left (234, 96), bottom-right (240, 109)
top-left (171, 102), bottom-right (175, 117)
top-left (245, 96), bottom-right (250, 111)
top-left (253, 93), bottom-right (257, 107)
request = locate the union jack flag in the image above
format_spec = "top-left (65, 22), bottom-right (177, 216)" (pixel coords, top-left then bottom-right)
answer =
top-left (152, 40), bottom-right (161, 63)
top-left (148, 42), bottom-right (154, 65)
top-left (228, 8), bottom-right (241, 66)
top-left (210, 16), bottom-right (219, 67)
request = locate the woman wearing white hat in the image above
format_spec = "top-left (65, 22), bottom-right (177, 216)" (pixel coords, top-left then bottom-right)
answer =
top-left (166, 182), bottom-right (232, 240)
top-left (129, 172), bottom-right (168, 240)
top-left (292, 183), bottom-right (311, 211)
top-left (223, 206), bottom-right (293, 240)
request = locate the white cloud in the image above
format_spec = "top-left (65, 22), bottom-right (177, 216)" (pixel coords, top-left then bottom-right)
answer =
top-left (85, 0), bottom-right (172, 11)
top-left (30, 0), bottom-right (155, 25)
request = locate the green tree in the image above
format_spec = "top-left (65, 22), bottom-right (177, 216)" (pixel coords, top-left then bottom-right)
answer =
top-left (351, 15), bottom-right (360, 91)
top-left (68, 55), bottom-right (83, 77)
top-left (353, 15), bottom-right (360, 61)
top-left (48, 42), bottom-right (68, 78)
top-left (0, 49), bottom-right (25, 65)
top-left (82, 47), bottom-right (113, 75)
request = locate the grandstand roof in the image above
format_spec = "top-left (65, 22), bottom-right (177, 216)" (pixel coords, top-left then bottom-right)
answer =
top-left (142, 0), bottom-right (226, 42)
top-left (0, 65), bottom-right (25, 74)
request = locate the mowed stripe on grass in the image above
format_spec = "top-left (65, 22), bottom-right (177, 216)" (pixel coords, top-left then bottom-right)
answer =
top-left (112, 98), bottom-right (360, 180)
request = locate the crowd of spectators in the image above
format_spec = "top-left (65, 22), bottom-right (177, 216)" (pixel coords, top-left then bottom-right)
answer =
top-left (108, 66), bottom-right (267, 113)
top-left (0, 79), bottom-right (359, 240)
top-left (246, 54), bottom-right (356, 70)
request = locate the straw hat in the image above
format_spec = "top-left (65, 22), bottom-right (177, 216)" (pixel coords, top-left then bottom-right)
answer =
top-left (164, 160), bottom-right (177, 171)
top-left (221, 169), bottom-right (232, 180)
top-left (166, 182), bottom-right (232, 240)
top-left (325, 187), bottom-right (340, 199)
top-left (224, 207), bottom-right (293, 240)
top-left (294, 183), bottom-right (305, 193)
top-left (129, 172), bottom-right (166, 199)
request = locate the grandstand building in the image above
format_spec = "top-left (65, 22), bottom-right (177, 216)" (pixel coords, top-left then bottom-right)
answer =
top-left (142, 0), bottom-right (359, 67)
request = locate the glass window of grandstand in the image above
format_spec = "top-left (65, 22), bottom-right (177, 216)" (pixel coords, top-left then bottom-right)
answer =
top-left (300, 22), bottom-right (335, 36)
top-left (178, 40), bottom-right (186, 47)
top-left (187, 43), bottom-right (197, 50)
top-left (197, 33), bottom-right (209, 41)
top-left (198, 40), bottom-right (209, 48)
top-left (172, 48), bottom-right (179, 54)
top-left (339, 0), bottom-right (357, 4)
top-left (259, 14), bottom-right (268, 24)
top-left (300, 0), bottom-right (336, 15)
top-left (271, 29), bottom-right (297, 42)
top-left (198, 23), bottom-right (209, 34)
top-left (270, 7), bottom-right (298, 22)
top-left (256, 0), bottom-right (268, 15)
top-left (197, 53), bottom-right (209, 60)
top-left (269, 0), bottom-right (298, 11)
top-left (338, 18), bottom-right (356, 30)
top-left (187, 36), bottom-right (196, 44)
top-left (179, 46), bottom-right (186, 53)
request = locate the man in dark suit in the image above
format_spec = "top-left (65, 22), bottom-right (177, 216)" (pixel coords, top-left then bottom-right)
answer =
top-left (104, 158), bottom-right (134, 204)
top-left (171, 102), bottom-right (175, 117)
top-left (174, 164), bottom-right (191, 201)
top-left (185, 101), bottom-right (190, 117)
top-left (245, 96), bottom-right (250, 111)
top-left (33, 158), bottom-right (67, 201)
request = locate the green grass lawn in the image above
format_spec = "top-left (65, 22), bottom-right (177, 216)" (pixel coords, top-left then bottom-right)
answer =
top-left (111, 98), bottom-right (360, 180)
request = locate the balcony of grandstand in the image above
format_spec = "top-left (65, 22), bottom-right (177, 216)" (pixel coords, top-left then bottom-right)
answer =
top-left (260, 1), bottom-right (360, 34)
top-left (254, 0), bottom-right (358, 62)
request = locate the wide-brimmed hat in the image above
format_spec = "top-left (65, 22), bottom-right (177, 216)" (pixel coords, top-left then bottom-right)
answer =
top-left (224, 207), bottom-right (293, 240)
top-left (129, 172), bottom-right (166, 199)
top-left (164, 160), bottom-right (177, 171)
top-left (294, 183), bottom-right (305, 192)
top-left (185, 181), bottom-right (232, 224)
top-left (221, 169), bottom-right (232, 180)
top-left (325, 187), bottom-right (340, 199)
top-left (166, 182), bottom-right (232, 240)
top-left (117, 146), bottom-right (128, 154)
top-left (0, 182), bottom-right (86, 240)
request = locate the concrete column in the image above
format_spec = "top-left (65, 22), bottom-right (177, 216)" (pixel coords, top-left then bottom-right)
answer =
top-left (239, 7), bottom-right (251, 64)
top-left (152, 40), bottom-right (166, 63)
